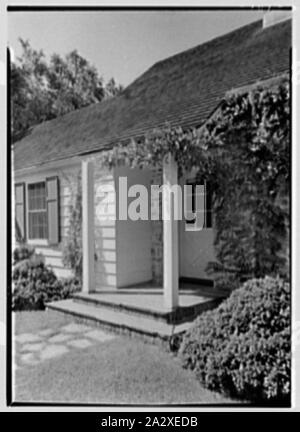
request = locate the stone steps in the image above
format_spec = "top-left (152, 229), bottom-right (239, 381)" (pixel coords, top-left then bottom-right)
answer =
top-left (73, 291), bottom-right (221, 325)
top-left (46, 299), bottom-right (191, 346)
top-left (73, 292), bottom-right (171, 322)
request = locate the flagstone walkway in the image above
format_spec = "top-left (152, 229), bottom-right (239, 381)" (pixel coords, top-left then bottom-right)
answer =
top-left (14, 322), bottom-right (116, 368)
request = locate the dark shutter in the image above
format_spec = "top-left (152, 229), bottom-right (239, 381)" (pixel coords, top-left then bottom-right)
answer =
top-left (205, 181), bottom-right (212, 228)
top-left (15, 183), bottom-right (26, 242)
top-left (46, 177), bottom-right (60, 245)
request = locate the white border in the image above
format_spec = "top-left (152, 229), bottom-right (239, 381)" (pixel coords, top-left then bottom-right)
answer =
top-left (1, 0), bottom-right (299, 412)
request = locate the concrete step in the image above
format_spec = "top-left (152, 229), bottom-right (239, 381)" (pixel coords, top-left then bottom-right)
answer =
top-left (73, 292), bottom-right (171, 323)
top-left (46, 299), bottom-right (192, 345)
top-left (73, 292), bottom-right (221, 325)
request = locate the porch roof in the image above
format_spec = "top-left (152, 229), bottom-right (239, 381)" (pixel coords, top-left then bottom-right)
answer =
top-left (14, 18), bottom-right (291, 171)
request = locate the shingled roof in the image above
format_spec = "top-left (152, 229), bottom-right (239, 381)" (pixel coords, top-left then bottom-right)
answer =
top-left (14, 18), bottom-right (291, 171)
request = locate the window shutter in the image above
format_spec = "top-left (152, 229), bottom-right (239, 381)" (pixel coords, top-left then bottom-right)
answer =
top-left (204, 181), bottom-right (212, 228)
top-left (15, 183), bottom-right (26, 242)
top-left (46, 177), bottom-right (60, 245)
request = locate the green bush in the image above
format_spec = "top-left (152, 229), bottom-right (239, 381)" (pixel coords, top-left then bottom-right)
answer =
top-left (12, 248), bottom-right (81, 311)
top-left (59, 276), bottom-right (81, 298)
top-left (13, 244), bottom-right (35, 264)
top-left (179, 277), bottom-right (291, 404)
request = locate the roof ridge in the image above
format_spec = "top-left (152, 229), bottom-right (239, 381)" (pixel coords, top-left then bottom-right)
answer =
top-left (153, 19), bottom-right (263, 69)
top-left (124, 19), bottom-right (263, 93)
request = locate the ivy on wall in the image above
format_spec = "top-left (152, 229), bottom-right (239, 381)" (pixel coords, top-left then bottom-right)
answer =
top-left (202, 77), bottom-right (290, 286)
top-left (96, 76), bottom-right (290, 287)
top-left (62, 173), bottom-right (83, 280)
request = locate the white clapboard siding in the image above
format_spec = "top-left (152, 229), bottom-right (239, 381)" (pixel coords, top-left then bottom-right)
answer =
top-left (94, 166), bottom-right (117, 290)
top-left (95, 273), bottom-right (117, 287)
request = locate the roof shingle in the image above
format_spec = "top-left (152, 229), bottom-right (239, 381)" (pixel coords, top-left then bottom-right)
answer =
top-left (14, 18), bottom-right (291, 170)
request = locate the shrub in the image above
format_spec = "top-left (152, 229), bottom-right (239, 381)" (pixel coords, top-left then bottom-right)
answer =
top-left (13, 244), bottom-right (35, 264)
top-left (179, 277), bottom-right (291, 404)
top-left (12, 248), bottom-right (81, 311)
top-left (60, 276), bottom-right (81, 298)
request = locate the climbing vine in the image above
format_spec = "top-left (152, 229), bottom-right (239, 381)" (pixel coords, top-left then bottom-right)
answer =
top-left (62, 173), bottom-right (83, 280)
top-left (98, 75), bottom-right (290, 287)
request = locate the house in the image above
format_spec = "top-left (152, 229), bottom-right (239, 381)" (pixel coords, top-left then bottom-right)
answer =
top-left (13, 15), bottom-right (291, 339)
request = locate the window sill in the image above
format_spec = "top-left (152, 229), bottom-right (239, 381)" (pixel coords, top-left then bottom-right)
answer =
top-left (27, 239), bottom-right (49, 246)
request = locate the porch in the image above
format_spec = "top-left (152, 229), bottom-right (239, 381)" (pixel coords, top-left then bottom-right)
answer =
top-left (81, 155), bottom-right (215, 307)
top-left (47, 156), bottom-right (221, 343)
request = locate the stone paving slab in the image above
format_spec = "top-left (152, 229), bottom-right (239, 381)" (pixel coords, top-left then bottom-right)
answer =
top-left (38, 328), bottom-right (57, 337)
top-left (85, 329), bottom-right (115, 343)
top-left (21, 343), bottom-right (44, 353)
top-left (67, 339), bottom-right (93, 349)
top-left (40, 344), bottom-right (69, 361)
top-left (60, 323), bottom-right (91, 333)
top-left (20, 352), bottom-right (40, 366)
top-left (15, 333), bottom-right (42, 344)
top-left (48, 333), bottom-right (72, 343)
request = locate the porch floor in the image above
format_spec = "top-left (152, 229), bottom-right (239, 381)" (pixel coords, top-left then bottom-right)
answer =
top-left (73, 282), bottom-right (224, 325)
top-left (78, 286), bottom-right (216, 314)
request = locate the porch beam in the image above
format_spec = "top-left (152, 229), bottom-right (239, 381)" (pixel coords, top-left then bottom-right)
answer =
top-left (82, 159), bottom-right (95, 293)
top-left (163, 153), bottom-right (179, 310)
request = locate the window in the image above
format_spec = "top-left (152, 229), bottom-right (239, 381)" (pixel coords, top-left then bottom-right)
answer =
top-left (28, 182), bottom-right (47, 239)
top-left (185, 182), bottom-right (197, 225)
top-left (15, 177), bottom-right (60, 244)
top-left (185, 181), bottom-right (212, 229)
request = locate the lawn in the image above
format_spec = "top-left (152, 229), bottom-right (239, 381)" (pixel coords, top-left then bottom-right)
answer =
top-left (12, 311), bottom-right (233, 405)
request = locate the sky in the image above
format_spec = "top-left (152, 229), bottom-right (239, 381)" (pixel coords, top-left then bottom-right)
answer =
top-left (8, 10), bottom-right (264, 87)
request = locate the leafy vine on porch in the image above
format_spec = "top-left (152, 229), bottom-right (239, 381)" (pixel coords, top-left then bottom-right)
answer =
top-left (97, 75), bottom-right (290, 287)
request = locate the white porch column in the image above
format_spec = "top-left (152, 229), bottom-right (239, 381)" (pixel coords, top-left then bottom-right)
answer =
top-left (163, 153), bottom-right (179, 310)
top-left (82, 160), bottom-right (95, 293)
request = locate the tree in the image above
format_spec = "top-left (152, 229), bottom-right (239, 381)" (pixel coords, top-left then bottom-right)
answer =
top-left (11, 40), bottom-right (51, 140)
top-left (11, 39), bottom-right (123, 141)
top-left (104, 77), bottom-right (123, 99)
top-left (47, 50), bottom-right (105, 117)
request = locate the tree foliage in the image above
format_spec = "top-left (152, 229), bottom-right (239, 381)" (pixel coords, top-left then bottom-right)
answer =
top-left (104, 77), bottom-right (124, 99)
top-left (11, 39), bottom-right (123, 140)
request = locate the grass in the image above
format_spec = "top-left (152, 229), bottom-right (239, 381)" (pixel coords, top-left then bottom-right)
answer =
top-left (13, 309), bottom-right (75, 334)
top-left (13, 311), bottom-right (234, 405)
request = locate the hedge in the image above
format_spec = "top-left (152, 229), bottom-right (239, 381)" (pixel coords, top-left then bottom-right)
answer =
top-left (179, 277), bottom-right (290, 404)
